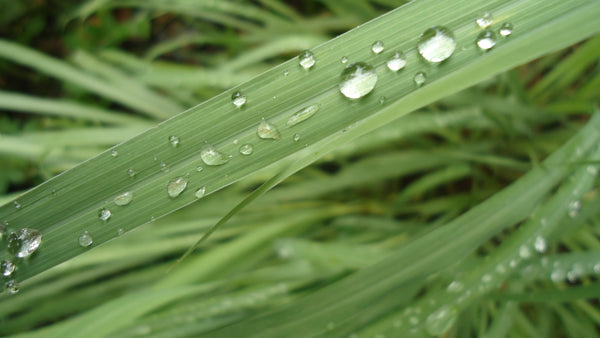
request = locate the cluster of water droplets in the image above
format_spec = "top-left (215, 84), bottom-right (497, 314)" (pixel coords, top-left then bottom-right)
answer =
top-left (474, 12), bottom-right (513, 51)
top-left (0, 225), bottom-right (44, 294)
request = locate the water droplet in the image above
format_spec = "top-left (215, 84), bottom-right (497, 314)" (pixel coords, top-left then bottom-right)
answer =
top-left (293, 133), bottom-right (301, 142)
top-left (299, 50), bottom-right (316, 69)
top-left (5, 280), bottom-right (19, 294)
top-left (239, 144), bottom-right (254, 155)
top-left (496, 264), bottom-right (507, 274)
top-left (476, 12), bottom-right (493, 28)
top-left (481, 273), bottom-right (493, 283)
top-left (1, 260), bottom-right (15, 276)
top-left (534, 236), bottom-right (547, 253)
top-left (499, 22), bottom-right (513, 37)
top-left (409, 316), bottom-right (419, 325)
top-left (379, 96), bottom-right (386, 104)
top-left (417, 26), bottom-right (456, 63)
top-left (414, 72), bottom-right (427, 86)
top-left (447, 280), bottom-right (463, 292)
top-left (0, 222), bottom-right (6, 240)
top-left (341, 56), bottom-right (348, 64)
top-left (476, 30), bottom-right (497, 50)
top-left (196, 166), bottom-right (204, 172)
top-left (425, 305), bottom-right (458, 336)
top-left (201, 145), bottom-right (230, 165)
top-left (339, 62), bottom-right (378, 99)
top-left (160, 161), bottom-right (170, 172)
top-left (387, 51), bottom-right (407, 71)
top-left (78, 231), bottom-right (93, 247)
top-left (7, 228), bottom-right (42, 258)
top-left (257, 119), bottom-right (281, 140)
top-left (587, 165), bottom-right (598, 175)
top-left (283, 70), bottom-right (289, 76)
top-left (568, 200), bottom-right (581, 218)
top-left (287, 104), bottom-right (320, 127)
top-left (114, 191), bottom-right (133, 206)
top-left (194, 187), bottom-right (206, 199)
top-left (519, 245), bottom-right (532, 259)
top-left (13, 201), bottom-right (21, 209)
top-left (98, 208), bottom-right (111, 221)
top-left (169, 135), bottom-right (180, 147)
top-left (232, 91), bottom-right (247, 108)
top-left (593, 263), bottom-right (600, 274)
top-left (167, 176), bottom-right (189, 198)
top-left (551, 269), bottom-right (565, 283)
top-left (509, 259), bottom-right (519, 268)
top-left (371, 40), bottom-right (384, 54)
top-left (117, 228), bottom-right (124, 236)
top-left (127, 168), bottom-right (137, 178)
top-left (111, 150), bottom-right (118, 157)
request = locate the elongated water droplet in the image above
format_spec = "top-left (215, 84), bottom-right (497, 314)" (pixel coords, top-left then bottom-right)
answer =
top-left (167, 176), bottom-right (188, 198)
top-left (78, 231), bottom-right (93, 247)
top-left (534, 236), bottom-right (547, 253)
top-left (257, 119), bottom-right (281, 140)
top-left (239, 144), bottom-right (254, 155)
top-left (0, 221), bottom-right (6, 240)
top-left (201, 145), bottom-right (230, 165)
top-left (414, 72), bottom-right (427, 86)
top-left (232, 91), bottom-right (247, 108)
top-left (293, 133), bottom-right (301, 142)
top-left (568, 200), bottom-right (581, 218)
top-left (339, 62), bottom-right (378, 99)
top-left (287, 104), bottom-right (320, 127)
top-left (7, 228), bottom-right (42, 258)
top-left (114, 191), bottom-right (133, 206)
top-left (499, 22), bottom-right (513, 37)
top-left (417, 26), bottom-right (456, 63)
top-left (371, 40), bottom-right (384, 54)
top-left (98, 208), bottom-right (111, 221)
top-left (5, 280), bottom-right (19, 294)
top-left (194, 187), bottom-right (206, 199)
top-left (387, 51), bottom-right (406, 71)
top-left (111, 150), bottom-right (119, 157)
top-left (1, 260), bottom-right (15, 276)
top-left (425, 305), bottom-right (458, 336)
top-left (127, 168), bottom-right (137, 177)
top-left (169, 135), bottom-right (180, 147)
top-left (476, 30), bottom-right (497, 50)
top-left (476, 12), bottom-right (493, 28)
top-left (299, 50), bottom-right (316, 69)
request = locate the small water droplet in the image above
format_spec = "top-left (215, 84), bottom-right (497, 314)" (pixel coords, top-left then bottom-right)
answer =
top-left (1, 260), bottom-right (16, 277)
top-left (509, 259), bottom-right (519, 268)
top-left (127, 168), bottom-right (137, 178)
top-left (98, 208), bottom-right (111, 221)
top-left (593, 263), bottom-right (600, 274)
top-left (379, 96), bottom-right (386, 104)
top-left (194, 187), bottom-right (206, 199)
top-left (476, 30), bottom-right (497, 50)
top-left (371, 40), bottom-right (384, 54)
top-left (167, 176), bottom-right (189, 198)
top-left (169, 135), bottom-right (180, 147)
top-left (117, 228), bottom-right (124, 236)
top-left (201, 145), bottom-right (230, 165)
top-left (414, 72), bottom-right (427, 86)
top-left (257, 119), bottom-right (281, 140)
top-left (7, 228), bottom-right (42, 258)
top-left (568, 200), bottom-right (581, 218)
top-left (339, 62), bottom-right (378, 99)
top-left (160, 161), bottom-right (169, 173)
top-left (551, 269), bottom-right (565, 283)
top-left (13, 201), bottom-right (21, 209)
top-left (425, 305), bottom-right (458, 336)
top-left (417, 26), bottom-right (456, 63)
top-left (447, 280), bottom-right (463, 292)
top-left (534, 236), bottom-right (547, 253)
top-left (232, 91), bottom-right (247, 108)
top-left (476, 12), bottom-right (493, 28)
top-left (299, 50), bottom-right (316, 69)
top-left (114, 191), bottom-right (133, 206)
top-left (341, 56), bottom-right (348, 64)
top-left (78, 231), bottom-right (93, 247)
top-left (287, 104), bottom-right (320, 127)
top-left (293, 133), bottom-right (301, 142)
top-left (111, 150), bottom-right (119, 157)
top-left (496, 264), bottom-right (506, 274)
top-left (499, 22), bottom-right (513, 37)
top-left (5, 280), bottom-right (19, 294)
top-left (519, 245), bottom-right (532, 259)
top-left (283, 70), bottom-right (289, 76)
top-left (387, 51), bottom-right (406, 71)
top-left (409, 316), bottom-right (419, 325)
top-left (196, 166), bottom-right (204, 172)
top-left (481, 273), bottom-right (493, 283)
top-left (0, 222), bottom-right (6, 240)
top-left (239, 144), bottom-right (254, 155)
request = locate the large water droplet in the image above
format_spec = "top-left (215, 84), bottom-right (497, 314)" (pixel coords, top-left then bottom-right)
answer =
top-left (371, 40), bottom-right (384, 54)
top-left (114, 191), bottom-right (133, 206)
top-left (299, 50), bottom-right (316, 69)
top-left (476, 12), bottom-right (493, 28)
top-left (568, 200), bottom-right (581, 218)
top-left (387, 51), bottom-right (407, 71)
top-left (534, 236), bottom-right (547, 253)
top-left (239, 144), bottom-right (254, 155)
top-left (499, 22), bottom-right (513, 37)
top-left (194, 187), bottom-right (206, 199)
top-left (414, 72), bottom-right (427, 86)
top-left (476, 30), bottom-right (497, 50)
top-left (169, 135), bottom-right (180, 147)
top-left (287, 104), bottom-right (320, 127)
top-left (5, 280), bottom-right (19, 294)
top-left (339, 62), bottom-right (378, 99)
top-left (7, 228), bottom-right (42, 258)
top-left (232, 91), bottom-right (247, 108)
top-left (78, 231), bottom-right (93, 247)
top-left (257, 119), bottom-right (281, 140)
top-left (201, 145), bottom-right (230, 165)
top-left (1, 260), bottom-right (15, 276)
top-left (417, 26), bottom-right (456, 63)
top-left (425, 305), bottom-right (458, 336)
top-left (167, 176), bottom-right (189, 198)
top-left (98, 208), bottom-right (111, 221)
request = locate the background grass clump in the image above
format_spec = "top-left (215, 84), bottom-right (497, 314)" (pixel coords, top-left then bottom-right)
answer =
top-left (0, 0), bottom-right (600, 337)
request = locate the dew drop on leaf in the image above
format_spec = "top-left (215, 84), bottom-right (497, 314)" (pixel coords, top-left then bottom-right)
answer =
top-left (414, 72), bottom-right (427, 86)
top-left (476, 30), bottom-right (497, 50)
top-left (1, 260), bottom-right (15, 277)
top-left (534, 236), bottom-right (547, 253)
top-left (340, 56), bottom-right (348, 64)
top-left (568, 200), bottom-right (581, 218)
top-left (232, 91), bottom-right (247, 108)
top-left (339, 62), bottom-right (378, 99)
top-left (499, 22), bottom-right (513, 37)
top-left (111, 150), bottom-right (118, 157)
top-left (98, 208), bottom-right (111, 221)
top-left (293, 133), bottom-right (301, 142)
top-left (287, 104), bottom-right (320, 127)
top-left (169, 135), bottom-right (180, 147)
top-left (386, 51), bottom-right (406, 71)
top-left (78, 231), bottom-right (93, 247)
top-left (299, 50), bottom-right (316, 69)
top-left (476, 12), bottom-right (493, 28)
top-left (5, 280), bottom-right (19, 294)
top-left (417, 26), bottom-right (456, 63)
top-left (201, 145), bottom-right (230, 166)
top-left (194, 187), bottom-right (206, 199)
top-left (127, 168), bottom-right (137, 178)
top-left (7, 228), bottom-right (42, 258)
top-left (425, 305), bottom-right (458, 336)
top-left (239, 144), bottom-right (254, 155)
top-left (257, 119), bottom-right (281, 140)
top-left (114, 191), bottom-right (133, 206)
top-left (167, 176), bottom-right (189, 198)
top-left (371, 40), bottom-right (384, 54)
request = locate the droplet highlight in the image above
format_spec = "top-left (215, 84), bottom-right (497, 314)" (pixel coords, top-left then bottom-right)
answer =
top-left (476, 12), bottom-right (493, 28)
top-left (167, 176), bottom-right (189, 198)
top-left (476, 30), bottom-right (497, 50)
top-left (339, 62), bottom-right (378, 99)
top-left (239, 144), bottom-right (254, 155)
top-left (299, 50), bottom-right (316, 69)
top-left (78, 231), bottom-right (93, 247)
top-left (127, 168), bottom-right (137, 178)
top-left (98, 208), bottom-right (111, 222)
top-left (257, 119), bottom-right (281, 140)
top-left (417, 26), bottom-right (456, 63)
top-left (194, 187), bottom-right (206, 199)
top-left (499, 22), bottom-right (513, 37)
top-left (1, 260), bottom-right (15, 277)
top-left (111, 150), bottom-right (118, 157)
top-left (201, 145), bottom-right (230, 166)
top-left (114, 191), bottom-right (133, 206)
top-left (169, 135), bottom-right (180, 147)
top-left (287, 104), bottom-right (320, 127)
top-left (232, 91), bottom-right (247, 108)
top-left (371, 40), bottom-right (384, 54)
top-left (386, 51), bottom-right (406, 71)
top-left (5, 280), bottom-right (19, 294)
top-left (414, 72), bottom-right (427, 86)
top-left (7, 228), bottom-right (42, 258)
